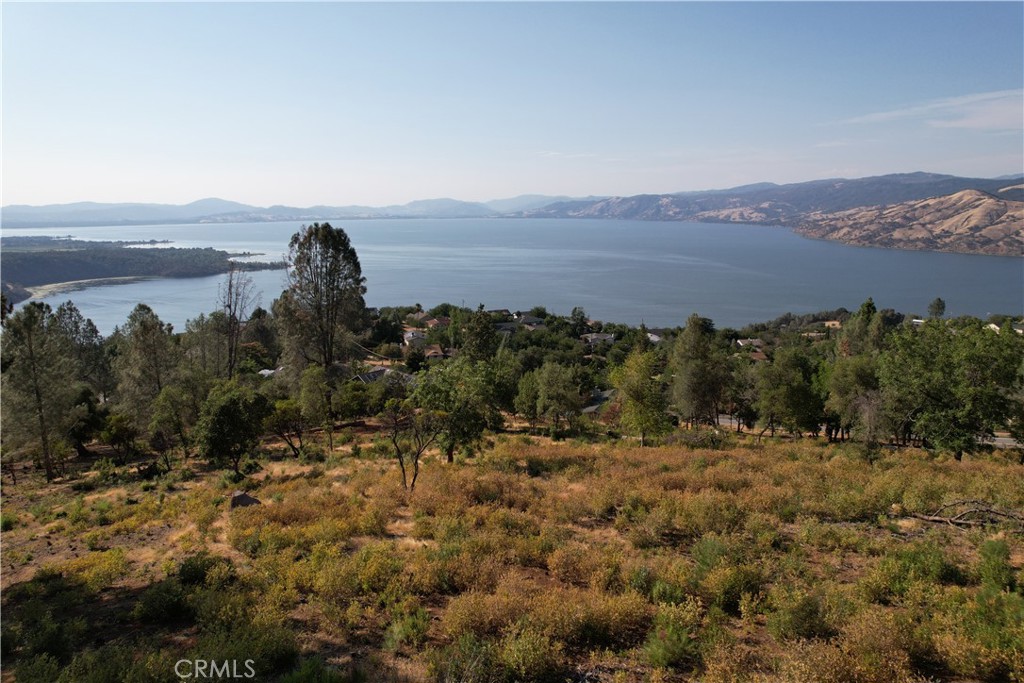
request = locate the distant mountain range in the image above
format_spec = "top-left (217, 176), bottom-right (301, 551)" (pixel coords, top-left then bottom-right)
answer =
top-left (3, 173), bottom-right (1021, 255)
top-left (519, 172), bottom-right (1024, 222)
top-left (0, 194), bottom-right (600, 227)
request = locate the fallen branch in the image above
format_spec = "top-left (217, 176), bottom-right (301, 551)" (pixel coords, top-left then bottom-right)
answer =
top-left (910, 499), bottom-right (1024, 530)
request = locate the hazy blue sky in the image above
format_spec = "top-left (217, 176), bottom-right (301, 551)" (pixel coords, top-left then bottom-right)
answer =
top-left (3, 2), bottom-right (1022, 207)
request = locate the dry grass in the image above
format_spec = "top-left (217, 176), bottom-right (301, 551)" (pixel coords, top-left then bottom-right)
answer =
top-left (2, 437), bottom-right (1022, 681)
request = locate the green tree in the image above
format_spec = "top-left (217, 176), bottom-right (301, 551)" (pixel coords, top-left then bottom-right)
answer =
top-left (725, 359), bottom-right (759, 432)
top-left (100, 412), bottom-right (140, 465)
top-left (182, 312), bottom-right (230, 379)
top-left (112, 304), bottom-right (179, 431)
top-left (535, 361), bottom-right (584, 436)
top-left (838, 297), bottom-right (880, 356)
top-left (489, 347), bottom-right (522, 414)
top-left (461, 304), bottom-right (499, 362)
top-left (514, 369), bottom-right (542, 432)
top-left (149, 384), bottom-right (198, 458)
top-left (670, 314), bottom-right (731, 426)
top-left (194, 382), bottom-right (271, 477)
top-left (300, 365), bottom-right (334, 452)
top-left (240, 306), bottom-right (280, 367)
top-left (53, 301), bottom-right (112, 399)
top-left (66, 385), bottom-right (107, 459)
top-left (610, 348), bottom-right (670, 446)
top-left (0, 303), bottom-right (79, 480)
top-left (264, 399), bottom-right (306, 458)
top-left (380, 398), bottom-right (442, 491)
top-left (756, 346), bottom-right (823, 438)
top-left (413, 358), bottom-right (498, 462)
top-left (825, 355), bottom-right (879, 442)
top-left (0, 292), bottom-right (12, 325)
top-left (218, 265), bottom-right (258, 379)
top-left (879, 320), bottom-right (1023, 459)
top-left (928, 297), bottom-right (947, 319)
top-left (278, 223), bottom-right (367, 368)
top-left (569, 306), bottom-right (590, 338)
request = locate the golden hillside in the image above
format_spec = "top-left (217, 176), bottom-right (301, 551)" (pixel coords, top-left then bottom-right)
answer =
top-left (796, 189), bottom-right (1024, 256)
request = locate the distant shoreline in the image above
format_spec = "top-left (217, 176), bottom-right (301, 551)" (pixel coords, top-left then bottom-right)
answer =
top-left (27, 276), bottom-right (158, 300)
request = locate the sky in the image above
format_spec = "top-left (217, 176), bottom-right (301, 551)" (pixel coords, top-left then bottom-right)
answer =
top-left (3, 2), bottom-right (1022, 207)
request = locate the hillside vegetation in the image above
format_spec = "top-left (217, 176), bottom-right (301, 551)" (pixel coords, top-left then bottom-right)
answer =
top-left (1, 437), bottom-right (1023, 682)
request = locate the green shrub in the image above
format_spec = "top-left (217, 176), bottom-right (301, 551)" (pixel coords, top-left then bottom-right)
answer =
top-left (861, 541), bottom-right (965, 604)
top-left (650, 578), bottom-right (690, 605)
top-left (426, 634), bottom-right (503, 683)
top-left (700, 564), bottom-right (764, 615)
top-left (190, 624), bottom-right (299, 677)
top-left (189, 587), bottom-right (254, 631)
top-left (384, 607), bottom-right (430, 651)
top-left (179, 552), bottom-right (233, 586)
top-left (644, 599), bottom-right (703, 669)
top-left (547, 543), bottom-right (599, 586)
top-left (15, 654), bottom-right (61, 683)
top-left (497, 624), bottom-right (566, 682)
top-left (1, 512), bottom-right (17, 532)
top-left (278, 657), bottom-right (356, 683)
top-left (934, 584), bottom-right (1024, 681)
top-left (766, 588), bottom-right (835, 641)
top-left (55, 645), bottom-right (136, 683)
top-left (56, 548), bottom-right (129, 592)
top-left (528, 588), bottom-right (651, 651)
top-left (133, 579), bottom-right (191, 623)
top-left (48, 644), bottom-right (176, 683)
top-left (978, 539), bottom-right (1016, 591)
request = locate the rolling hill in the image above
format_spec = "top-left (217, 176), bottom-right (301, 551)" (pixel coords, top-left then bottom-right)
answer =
top-left (795, 189), bottom-right (1024, 256)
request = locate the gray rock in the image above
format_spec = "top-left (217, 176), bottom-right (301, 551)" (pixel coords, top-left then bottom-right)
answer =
top-left (229, 491), bottom-right (261, 509)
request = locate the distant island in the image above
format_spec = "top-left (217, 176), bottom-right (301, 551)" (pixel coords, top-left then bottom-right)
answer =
top-left (0, 236), bottom-right (285, 305)
top-left (2, 172), bottom-right (1022, 256)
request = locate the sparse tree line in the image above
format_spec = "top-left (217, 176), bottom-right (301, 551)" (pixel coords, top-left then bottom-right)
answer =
top-left (3, 223), bottom-right (1022, 488)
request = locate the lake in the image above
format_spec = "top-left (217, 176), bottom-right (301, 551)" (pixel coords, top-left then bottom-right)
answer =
top-left (8, 218), bottom-right (1023, 334)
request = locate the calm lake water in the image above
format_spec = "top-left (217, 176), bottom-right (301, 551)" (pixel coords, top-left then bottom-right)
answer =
top-left (8, 218), bottom-right (1023, 335)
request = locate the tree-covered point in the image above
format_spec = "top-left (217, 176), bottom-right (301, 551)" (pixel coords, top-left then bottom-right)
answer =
top-left (0, 244), bottom-right (284, 296)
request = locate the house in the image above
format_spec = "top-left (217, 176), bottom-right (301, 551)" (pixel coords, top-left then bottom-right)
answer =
top-left (494, 322), bottom-right (518, 334)
top-left (354, 367), bottom-right (413, 386)
top-left (423, 344), bottom-right (446, 361)
top-left (801, 332), bottom-right (827, 340)
top-left (736, 338), bottom-right (764, 348)
top-left (985, 323), bottom-right (1002, 333)
top-left (1013, 323), bottom-right (1024, 335)
top-left (407, 310), bottom-right (430, 323)
top-left (425, 316), bottom-right (451, 330)
top-left (749, 351), bottom-right (769, 362)
top-left (515, 314), bottom-right (546, 326)
top-left (646, 332), bottom-right (663, 344)
top-left (911, 318), bottom-right (926, 327)
top-left (582, 388), bottom-right (616, 415)
top-left (487, 309), bottom-right (512, 320)
top-left (824, 320), bottom-right (842, 330)
top-left (403, 329), bottom-right (427, 347)
top-left (354, 367), bottom-right (389, 383)
top-left (581, 332), bottom-right (615, 347)
top-left (522, 322), bottom-right (547, 332)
